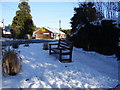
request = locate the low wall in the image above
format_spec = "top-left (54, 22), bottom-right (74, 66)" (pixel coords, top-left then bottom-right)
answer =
top-left (1, 39), bottom-right (56, 46)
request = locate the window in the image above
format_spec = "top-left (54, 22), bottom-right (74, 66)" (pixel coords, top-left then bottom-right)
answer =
top-left (51, 33), bottom-right (53, 38)
top-left (43, 33), bottom-right (49, 35)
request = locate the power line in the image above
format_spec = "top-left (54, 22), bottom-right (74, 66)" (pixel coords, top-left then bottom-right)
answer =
top-left (1, 3), bottom-right (40, 20)
top-left (1, 3), bottom-right (18, 11)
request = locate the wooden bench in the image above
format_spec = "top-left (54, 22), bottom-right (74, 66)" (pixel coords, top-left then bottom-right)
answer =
top-left (49, 38), bottom-right (73, 62)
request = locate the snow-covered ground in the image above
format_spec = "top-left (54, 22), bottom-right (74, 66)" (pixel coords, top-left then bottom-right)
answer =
top-left (2, 42), bottom-right (118, 88)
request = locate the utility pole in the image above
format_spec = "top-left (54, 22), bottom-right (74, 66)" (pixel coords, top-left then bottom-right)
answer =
top-left (2, 19), bottom-right (4, 35)
top-left (2, 19), bottom-right (4, 28)
top-left (2, 19), bottom-right (6, 38)
top-left (59, 20), bottom-right (61, 39)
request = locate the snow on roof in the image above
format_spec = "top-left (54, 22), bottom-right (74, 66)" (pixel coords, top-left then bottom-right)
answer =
top-left (33, 29), bottom-right (41, 34)
top-left (33, 27), bottom-right (65, 35)
top-left (44, 27), bottom-right (65, 34)
top-left (3, 30), bottom-right (11, 34)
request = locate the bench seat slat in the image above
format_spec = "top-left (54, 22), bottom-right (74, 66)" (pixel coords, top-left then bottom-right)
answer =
top-left (51, 48), bottom-right (71, 55)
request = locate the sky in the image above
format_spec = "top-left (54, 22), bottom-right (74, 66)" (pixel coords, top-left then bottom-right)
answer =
top-left (0, 0), bottom-right (119, 29)
top-left (0, 1), bottom-right (80, 29)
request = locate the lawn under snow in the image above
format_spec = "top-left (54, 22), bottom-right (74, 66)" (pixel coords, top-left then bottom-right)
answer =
top-left (2, 42), bottom-right (118, 88)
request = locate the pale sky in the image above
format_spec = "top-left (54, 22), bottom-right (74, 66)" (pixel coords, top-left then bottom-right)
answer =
top-left (0, 1), bottom-right (79, 29)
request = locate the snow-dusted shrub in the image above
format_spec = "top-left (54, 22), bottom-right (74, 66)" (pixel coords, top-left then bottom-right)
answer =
top-left (12, 44), bottom-right (19, 49)
top-left (24, 43), bottom-right (29, 47)
top-left (2, 48), bottom-right (22, 76)
top-left (70, 19), bottom-right (119, 55)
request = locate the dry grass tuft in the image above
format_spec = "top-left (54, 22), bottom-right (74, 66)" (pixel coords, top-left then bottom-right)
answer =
top-left (2, 48), bottom-right (22, 76)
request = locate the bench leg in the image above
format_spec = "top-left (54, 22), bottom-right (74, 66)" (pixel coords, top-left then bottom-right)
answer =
top-left (49, 49), bottom-right (55, 55)
top-left (59, 54), bottom-right (62, 62)
top-left (49, 45), bottom-right (51, 55)
top-left (49, 49), bottom-right (52, 55)
top-left (69, 54), bottom-right (72, 62)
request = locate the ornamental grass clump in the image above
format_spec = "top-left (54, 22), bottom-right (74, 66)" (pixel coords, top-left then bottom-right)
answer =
top-left (2, 48), bottom-right (22, 76)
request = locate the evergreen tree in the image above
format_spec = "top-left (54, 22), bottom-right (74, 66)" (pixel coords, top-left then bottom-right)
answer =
top-left (11, 1), bottom-right (35, 39)
top-left (70, 2), bottom-right (103, 33)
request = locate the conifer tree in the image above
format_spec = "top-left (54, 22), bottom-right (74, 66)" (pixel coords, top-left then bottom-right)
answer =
top-left (70, 2), bottom-right (103, 33)
top-left (11, 1), bottom-right (35, 39)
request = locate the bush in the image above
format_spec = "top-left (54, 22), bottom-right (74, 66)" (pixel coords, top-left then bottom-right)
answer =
top-left (24, 44), bottom-right (29, 47)
top-left (12, 44), bottom-right (19, 49)
top-left (2, 48), bottom-right (22, 76)
top-left (70, 20), bottom-right (119, 55)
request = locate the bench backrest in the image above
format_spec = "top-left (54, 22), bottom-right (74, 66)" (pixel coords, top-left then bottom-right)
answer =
top-left (58, 38), bottom-right (73, 51)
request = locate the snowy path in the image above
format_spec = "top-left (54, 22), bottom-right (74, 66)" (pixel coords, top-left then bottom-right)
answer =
top-left (73, 48), bottom-right (118, 79)
top-left (2, 43), bottom-right (118, 88)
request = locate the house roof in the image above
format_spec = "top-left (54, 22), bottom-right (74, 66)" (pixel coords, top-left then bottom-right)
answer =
top-left (3, 30), bottom-right (11, 34)
top-left (44, 27), bottom-right (65, 34)
top-left (33, 27), bottom-right (65, 34)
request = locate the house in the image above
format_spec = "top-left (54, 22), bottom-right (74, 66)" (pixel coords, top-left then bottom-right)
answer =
top-left (2, 26), bottom-right (11, 38)
top-left (0, 21), bottom-right (3, 31)
top-left (0, 21), bottom-right (3, 28)
top-left (0, 22), bottom-right (11, 37)
top-left (33, 27), bottom-right (66, 39)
